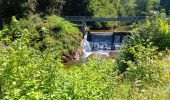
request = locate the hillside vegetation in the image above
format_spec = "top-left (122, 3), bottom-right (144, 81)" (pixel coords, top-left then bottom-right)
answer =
top-left (0, 12), bottom-right (169, 99)
top-left (0, 15), bottom-right (82, 54)
top-left (0, 0), bottom-right (167, 29)
top-left (0, 0), bottom-right (170, 99)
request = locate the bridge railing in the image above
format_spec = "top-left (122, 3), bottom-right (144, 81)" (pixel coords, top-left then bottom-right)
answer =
top-left (64, 16), bottom-right (147, 22)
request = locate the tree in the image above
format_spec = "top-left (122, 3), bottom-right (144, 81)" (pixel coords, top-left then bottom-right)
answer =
top-left (0, 0), bottom-right (37, 18)
top-left (160, 0), bottom-right (170, 15)
top-left (121, 0), bottom-right (137, 16)
top-left (63, 0), bottom-right (90, 16)
top-left (37, 0), bottom-right (65, 15)
top-left (135, 0), bottom-right (160, 15)
top-left (0, 0), bottom-right (66, 18)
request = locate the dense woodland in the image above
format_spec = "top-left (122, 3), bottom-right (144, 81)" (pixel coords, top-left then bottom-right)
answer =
top-left (0, 0), bottom-right (169, 29)
top-left (0, 0), bottom-right (170, 99)
top-left (0, 0), bottom-right (169, 18)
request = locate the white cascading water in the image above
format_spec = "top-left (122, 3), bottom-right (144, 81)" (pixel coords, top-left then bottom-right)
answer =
top-left (83, 40), bottom-right (92, 57)
top-left (83, 32), bottom-right (115, 58)
top-left (81, 31), bottom-right (129, 62)
top-left (81, 33), bottom-right (93, 62)
top-left (89, 32), bottom-right (113, 52)
top-left (114, 35), bottom-right (122, 50)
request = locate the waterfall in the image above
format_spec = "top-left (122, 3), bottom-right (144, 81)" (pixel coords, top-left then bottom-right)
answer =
top-left (82, 31), bottom-right (130, 58)
top-left (88, 32), bottom-right (113, 51)
top-left (114, 35), bottom-right (122, 50)
top-left (83, 33), bottom-right (93, 58)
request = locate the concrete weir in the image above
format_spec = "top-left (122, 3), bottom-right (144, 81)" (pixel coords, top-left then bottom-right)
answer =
top-left (82, 31), bottom-right (131, 58)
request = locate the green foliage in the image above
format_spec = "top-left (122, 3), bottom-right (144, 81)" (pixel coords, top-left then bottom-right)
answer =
top-left (0, 16), bottom-right (31, 45)
top-left (45, 15), bottom-right (82, 53)
top-left (0, 17), bottom-right (82, 98)
top-left (116, 12), bottom-right (170, 86)
top-left (160, 0), bottom-right (170, 15)
top-left (0, 15), bottom-right (82, 54)
top-left (66, 0), bottom-right (160, 18)
top-left (54, 59), bottom-right (117, 99)
top-left (0, 16), bottom-right (170, 98)
top-left (117, 36), bottom-right (163, 83)
top-left (134, 12), bottom-right (170, 51)
top-left (86, 0), bottom-right (119, 29)
top-left (0, 0), bottom-right (38, 17)
top-left (88, 0), bottom-right (117, 17)
top-left (0, 1), bottom-right (170, 99)
top-left (63, 0), bottom-right (89, 16)
top-left (0, 15), bottom-right (81, 99)
top-left (21, 0), bottom-right (38, 15)
top-left (82, 0), bottom-right (160, 29)
top-left (0, 42), bottom-right (62, 99)
top-left (37, 0), bottom-right (65, 15)
top-left (135, 0), bottom-right (160, 15)
top-left (0, 46), bottom-right (169, 99)
top-left (0, 0), bottom-right (163, 19)
top-left (0, 0), bottom-right (65, 17)
top-left (116, 47), bottom-right (170, 99)
top-left (0, 46), bottom-right (116, 99)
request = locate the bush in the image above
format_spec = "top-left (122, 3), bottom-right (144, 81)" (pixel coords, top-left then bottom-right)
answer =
top-left (55, 59), bottom-right (117, 99)
top-left (0, 15), bottom-right (82, 54)
top-left (116, 13), bottom-right (170, 86)
top-left (134, 12), bottom-right (170, 51)
top-left (0, 16), bottom-right (31, 45)
top-left (0, 42), bottom-right (169, 99)
top-left (0, 13), bottom-right (170, 100)
top-left (0, 0), bottom-right (38, 17)
top-left (37, 0), bottom-right (65, 15)
top-left (0, 45), bottom-right (117, 99)
top-left (0, 41), bottom-right (62, 99)
top-left (45, 16), bottom-right (82, 53)
top-left (0, 15), bottom-right (82, 99)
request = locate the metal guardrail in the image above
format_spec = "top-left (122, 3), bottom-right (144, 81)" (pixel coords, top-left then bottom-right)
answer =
top-left (65, 16), bottom-right (146, 22)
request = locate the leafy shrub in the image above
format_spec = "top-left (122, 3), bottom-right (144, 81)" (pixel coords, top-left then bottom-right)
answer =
top-left (0, 13), bottom-right (169, 100)
top-left (0, 16), bottom-right (31, 45)
top-left (117, 37), bottom-right (159, 80)
top-left (45, 16), bottom-right (82, 53)
top-left (37, 0), bottom-right (65, 15)
top-left (0, 15), bottom-right (82, 54)
top-left (116, 14), bottom-right (170, 86)
top-left (0, 41), bottom-right (62, 99)
top-left (134, 12), bottom-right (170, 51)
top-left (0, 42), bottom-right (169, 99)
top-left (0, 45), bottom-right (117, 99)
top-left (54, 59), bottom-right (117, 99)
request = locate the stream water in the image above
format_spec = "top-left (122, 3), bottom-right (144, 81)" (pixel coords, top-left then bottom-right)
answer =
top-left (82, 31), bottom-right (129, 61)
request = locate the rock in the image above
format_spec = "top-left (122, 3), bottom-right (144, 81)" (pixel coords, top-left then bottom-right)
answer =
top-left (61, 48), bottom-right (83, 63)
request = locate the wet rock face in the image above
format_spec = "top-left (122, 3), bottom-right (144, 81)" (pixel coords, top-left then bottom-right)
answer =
top-left (61, 51), bottom-right (75, 63)
top-left (74, 48), bottom-right (83, 60)
top-left (61, 40), bottom-right (84, 64)
top-left (61, 48), bottom-right (83, 63)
